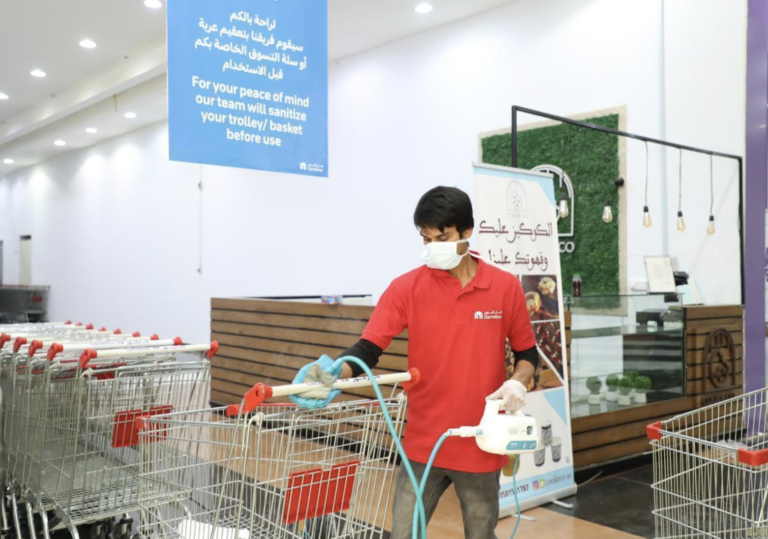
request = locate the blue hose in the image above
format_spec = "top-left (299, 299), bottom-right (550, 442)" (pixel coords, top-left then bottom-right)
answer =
top-left (332, 356), bottom-right (428, 539)
top-left (413, 432), bottom-right (523, 539)
top-left (331, 356), bottom-right (522, 539)
top-left (411, 432), bottom-right (448, 538)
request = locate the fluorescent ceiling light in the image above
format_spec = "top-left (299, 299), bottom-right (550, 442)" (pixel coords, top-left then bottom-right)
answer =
top-left (124, 112), bottom-right (137, 119)
top-left (85, 127), bottom-right (98, 134)
top-left (79, 39), bottom-right (97, 49)
top-left (54, 140), bottom-right (66, 146)
top-left (31, 69), bottom-right (46, 78)
top-left (0, 93), bottom-right (8, 100)
top-left (3, 159), bottom-right (14, 164)
top-left (415, 3), bottom-right (433, 14)
top-left (144, 0), bottom-right (162, 8)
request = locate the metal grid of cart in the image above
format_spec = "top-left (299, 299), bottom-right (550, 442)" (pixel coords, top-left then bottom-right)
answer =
top-left (135, 378), bottom-right (412, 539)
top-left (648, 388), bottom-right (768, 539)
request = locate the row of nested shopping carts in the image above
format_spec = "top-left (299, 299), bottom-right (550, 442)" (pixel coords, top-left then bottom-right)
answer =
top-left (0, 320), bottom-right (411, 539)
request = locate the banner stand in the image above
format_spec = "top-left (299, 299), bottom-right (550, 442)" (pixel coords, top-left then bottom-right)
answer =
top-left (474, 163), bottom-right (578, 516)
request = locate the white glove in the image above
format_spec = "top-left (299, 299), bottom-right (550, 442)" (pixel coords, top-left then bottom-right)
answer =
top-left (487, 379), bottom-right (528, 413)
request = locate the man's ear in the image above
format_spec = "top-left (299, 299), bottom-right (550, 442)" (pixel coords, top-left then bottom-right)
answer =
top-left (462, 227), bottom-right (474, 240)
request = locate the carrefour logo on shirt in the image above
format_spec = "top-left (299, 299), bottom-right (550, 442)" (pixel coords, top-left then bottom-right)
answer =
top-left (474, 310), bottom-right (503, 320)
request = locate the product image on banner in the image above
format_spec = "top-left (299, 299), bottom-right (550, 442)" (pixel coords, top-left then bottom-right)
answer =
top-left (533, 321), bottom-right (564, 381)
top-left (522, 275), bottom-right (559, 321)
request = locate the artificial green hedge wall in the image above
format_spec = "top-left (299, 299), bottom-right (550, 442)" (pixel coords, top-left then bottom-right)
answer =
top-left (481, 114), bottom-right (620, 296)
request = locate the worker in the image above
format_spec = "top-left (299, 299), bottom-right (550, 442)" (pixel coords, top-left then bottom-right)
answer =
top-left (291, 186), bottom-right (539, 539)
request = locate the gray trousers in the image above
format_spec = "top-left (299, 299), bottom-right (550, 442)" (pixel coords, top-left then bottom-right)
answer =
top-left (390, 461), bottom-right (500, 539)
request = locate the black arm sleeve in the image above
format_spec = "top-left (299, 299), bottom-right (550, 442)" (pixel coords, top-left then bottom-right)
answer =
top-left (513, 346), bottom-right (539, 372)
top-left (337, 339), bottom-right (384, 377)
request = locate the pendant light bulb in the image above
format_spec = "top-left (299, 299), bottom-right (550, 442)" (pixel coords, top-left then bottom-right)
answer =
top-left (707, 215), bottom-right (716, 235)
top-left (602, 199), bottom-right (613, 223)
top-left (558, 195), bottom-right (569, 219)
top-left (643, 206), bottom-right (652, 228)
top-left (677, 211), bottom-right (686, 232)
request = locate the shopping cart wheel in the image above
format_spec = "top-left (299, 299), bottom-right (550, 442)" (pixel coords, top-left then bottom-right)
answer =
top-left (88, 523), bottom-right (105, 539)
top-left (113, 517), bottom-right (132, 539)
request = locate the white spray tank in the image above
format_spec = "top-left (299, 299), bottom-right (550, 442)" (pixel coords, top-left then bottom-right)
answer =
top-left (449, 399), bottom-right (539, 455)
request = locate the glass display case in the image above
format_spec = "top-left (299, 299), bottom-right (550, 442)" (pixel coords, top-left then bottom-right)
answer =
top-left (566, 293), bottom-right (685, 419)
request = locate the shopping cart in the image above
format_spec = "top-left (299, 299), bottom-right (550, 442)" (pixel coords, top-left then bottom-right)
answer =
top-left (3, 341), bottom-right (217, 539)
top-left (0, 286), bottom-right (50, 323)
top-left (135, 370), bottom-right (420, 539)
top-left (2, 332), bottom-right (178, 500)
top-left (647, 388), bottom-right (768, 539)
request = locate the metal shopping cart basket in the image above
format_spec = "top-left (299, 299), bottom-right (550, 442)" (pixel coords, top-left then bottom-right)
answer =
top-left (135, 369), bottom-right (420, 539)
top-left (4, 342), bottom-right (217, 539)
top-left (647, 388), bottom-right (768, 539)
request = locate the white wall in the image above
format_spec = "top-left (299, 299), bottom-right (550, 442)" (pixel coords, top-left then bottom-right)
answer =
top-left (662, 0), bottom-right (745, 301)
top-left (0, 0), bottom-right (746, 342)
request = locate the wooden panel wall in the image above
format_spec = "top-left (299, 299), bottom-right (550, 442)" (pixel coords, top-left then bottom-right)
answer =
top-left (212, 298), bottom-right (744, 471)
top-left (210, 298), bottom-right (407, 405)
top-left (684, 305), bottom-right (744, 408)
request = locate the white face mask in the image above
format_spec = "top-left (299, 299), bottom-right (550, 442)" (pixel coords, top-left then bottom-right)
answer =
top-left (422, 239), bottom-right (469, 270)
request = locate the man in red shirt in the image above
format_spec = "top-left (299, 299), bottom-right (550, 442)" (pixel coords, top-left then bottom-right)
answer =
top-left (292, 186), bottom-right (538, 539)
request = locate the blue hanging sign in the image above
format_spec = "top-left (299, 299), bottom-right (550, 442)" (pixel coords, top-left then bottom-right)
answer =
top-left (168, 0), bottom-right (328, 176)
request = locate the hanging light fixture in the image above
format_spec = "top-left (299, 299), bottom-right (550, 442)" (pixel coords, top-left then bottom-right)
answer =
top-left (558, 193), bottom-right (569, 219)
top-left (643, 141), bottom-right (652, 228)
top-left (676, 148), bottom-right (686, 231)
top-left (602, 177), bottom-right (624, 224)
top-left (602, 199), bottom-right (613, 223)
top-left (643, 206), bottom-right (652, 227)
top-left (707, 154), bottom-right (716, 235)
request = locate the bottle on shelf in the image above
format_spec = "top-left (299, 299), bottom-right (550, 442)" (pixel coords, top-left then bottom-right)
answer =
top-left (572, 274), bottom-right (582, 297)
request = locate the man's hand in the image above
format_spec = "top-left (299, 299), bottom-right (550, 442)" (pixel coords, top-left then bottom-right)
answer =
top-left (290, 355), bottom-right (343, 409)
top-left (487, 379), bottom-right (528, 413)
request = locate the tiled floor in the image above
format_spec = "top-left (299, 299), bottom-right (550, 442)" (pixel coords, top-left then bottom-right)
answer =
top-left (407, 486), bottom-right (649, 539)
top-left (547, 464), bottom-right (654, 539)
top-left (418, 461), bottom-right (655, 539)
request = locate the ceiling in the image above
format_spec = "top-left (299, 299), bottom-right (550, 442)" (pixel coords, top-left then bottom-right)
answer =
top-left (0, 0), bottom-right (517, 175)
top-left (328, 0), bottom-right (518, 60)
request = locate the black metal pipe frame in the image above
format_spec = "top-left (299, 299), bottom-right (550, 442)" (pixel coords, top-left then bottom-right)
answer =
top-left (510, 105), bottom-right (746, 305)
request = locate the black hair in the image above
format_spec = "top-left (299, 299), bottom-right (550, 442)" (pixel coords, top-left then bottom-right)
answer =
top-left (413, 186), bottom-right (474, 235)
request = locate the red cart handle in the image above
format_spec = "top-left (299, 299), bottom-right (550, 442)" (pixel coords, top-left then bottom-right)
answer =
top-left (13, 337), bottom-right (27, 354)
top-left (79, 349), bottom-right (98, 369)
top-left (647, 421), bottom-right (662, 440)
top-left (28, 340), bottom-right (43, 357)
top-left (48, 343), bottom-right (64, 361)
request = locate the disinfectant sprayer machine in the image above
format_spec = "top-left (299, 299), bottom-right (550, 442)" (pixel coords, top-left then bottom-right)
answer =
top-left (447, 399), bottom-right (539, 454)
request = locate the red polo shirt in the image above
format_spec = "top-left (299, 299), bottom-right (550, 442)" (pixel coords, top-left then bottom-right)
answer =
top-left (362, 254), bottom-right (536, 473)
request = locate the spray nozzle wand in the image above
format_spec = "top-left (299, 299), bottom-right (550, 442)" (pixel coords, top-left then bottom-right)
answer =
top-left (447, 426), bottom-right (484, 437)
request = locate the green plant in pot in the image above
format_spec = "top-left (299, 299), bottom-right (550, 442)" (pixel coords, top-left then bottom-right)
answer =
top-left (586, 376), bottom-right (602, 405)
top-left (605, 374), bottom-right (620, 402)
top-left (617, 377), bottom-right (634, 406)
top-left (632, 375), bottom-right (652, 404)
